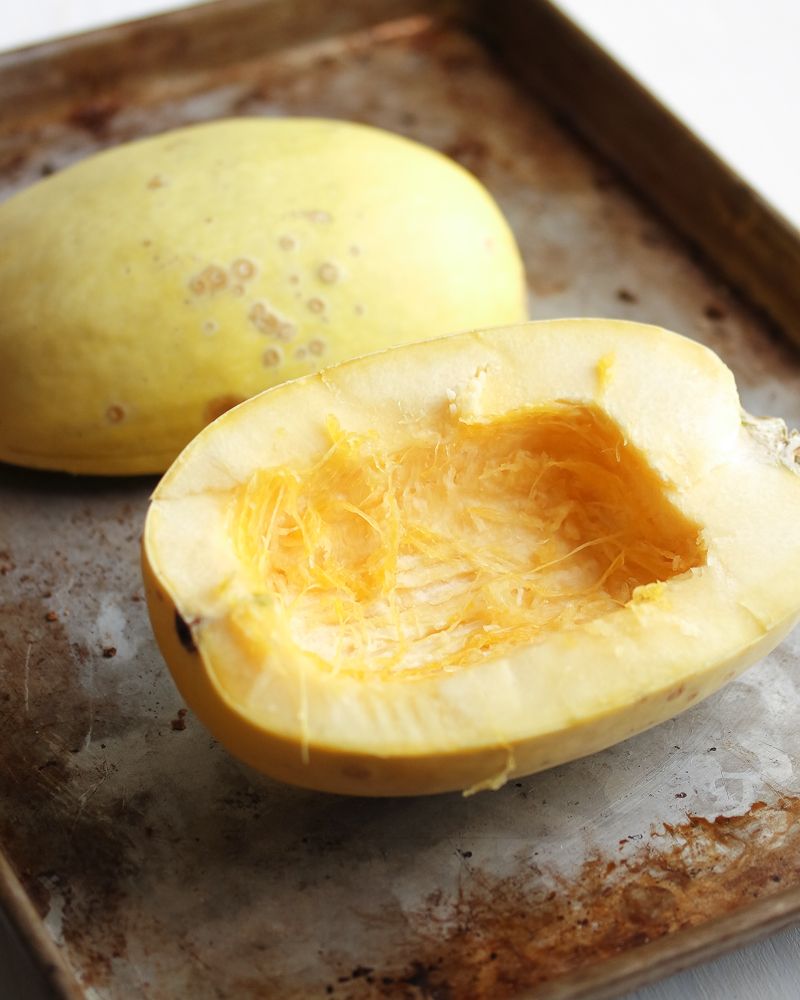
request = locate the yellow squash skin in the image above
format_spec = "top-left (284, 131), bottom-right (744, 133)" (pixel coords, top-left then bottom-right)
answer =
top-left (143, 320), bottom-right (800, 796)
top-left (0, 117), bottom-right (526, 474)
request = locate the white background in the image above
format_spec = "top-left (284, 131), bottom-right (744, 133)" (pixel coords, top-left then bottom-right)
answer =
top-left (557, 0), bottom-right (800, 232)
top-left (1, 3), bottom-right (800, 999)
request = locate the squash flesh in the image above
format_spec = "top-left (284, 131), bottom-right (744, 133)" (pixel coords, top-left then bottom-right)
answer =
top-left (233, 404), bottom-right (704, 678)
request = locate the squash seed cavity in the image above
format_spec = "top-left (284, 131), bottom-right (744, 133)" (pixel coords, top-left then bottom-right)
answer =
top-left (231, 404), bottom-right (706, 679)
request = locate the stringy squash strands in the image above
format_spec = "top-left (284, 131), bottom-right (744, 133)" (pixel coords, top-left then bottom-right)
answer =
top-left (231, 408), bottom-right (703, 678)
top-left (143, 319), bottom-right (800, 795)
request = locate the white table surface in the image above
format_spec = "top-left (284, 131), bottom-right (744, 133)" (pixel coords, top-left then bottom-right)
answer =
top-left (2, 3), bottom-right (800, 1000)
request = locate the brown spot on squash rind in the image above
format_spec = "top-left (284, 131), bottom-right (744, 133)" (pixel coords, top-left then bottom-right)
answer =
top-left (667, 683), bottom-right (686, 702)
top-left (203, 395), bottom-right (246, 425)
top-left (278, 234), bottom-right (299, 252)
top-left (189, 265), bottom-right (228, 295)
top-left (341, 764), bottom-right (372, 781)
top-left (318, 260), bottom-right (343, 284)
top-left (249, 301), bottom-right (297, 341)
top-left (174, 612), bottom-right (197, 653)
top-left (262, 347), bottom-right (282, 368)
top-left (231, 258), bottom-right (257, 281)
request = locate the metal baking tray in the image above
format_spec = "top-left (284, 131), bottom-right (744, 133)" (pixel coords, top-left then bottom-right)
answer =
top-left (3, 2), bottom-right (800, 998)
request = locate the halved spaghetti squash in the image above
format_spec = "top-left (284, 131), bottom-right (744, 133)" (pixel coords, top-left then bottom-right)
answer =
top-left (143, 320), bottom-right (800, 795)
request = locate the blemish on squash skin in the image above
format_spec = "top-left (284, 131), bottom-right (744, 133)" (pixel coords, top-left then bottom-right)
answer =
top-left (295, 209), bottom-right (332, 224)
top-left (263, 347), bottom-right (283, 368)
top-left (667, 683), bottom-right (686, 702)
top-left (341, 763), bottom-right (371, 781)
top-left (174, 611), bottom-right (197, 653)
top-left (318, 261), bottom-right (343, 284)
top-left (278, 233), bottom-right (300, 252)
top-left (106, 405), bottom-right (125, 424)
top-left (204, 395), bottom-right (245, 425)
top-left (190, 265), bottom-right (227, 295)
top-left (249, 301), bottom-right (297, 341)
top-left (190, 258), bottom-right (257, 298)
top-left (231, 258), bottom-right (257, 281)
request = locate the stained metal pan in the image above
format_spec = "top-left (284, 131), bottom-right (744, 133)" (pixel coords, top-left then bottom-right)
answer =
top-left (3, 3), bottom-right (800, 999)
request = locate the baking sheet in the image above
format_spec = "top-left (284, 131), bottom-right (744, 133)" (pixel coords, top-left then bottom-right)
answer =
top-left (3, 12), bottom-right (800, 1000)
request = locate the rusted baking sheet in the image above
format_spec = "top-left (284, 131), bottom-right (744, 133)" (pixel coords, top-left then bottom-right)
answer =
top-left (3, 4), bottom-right (800, 1000)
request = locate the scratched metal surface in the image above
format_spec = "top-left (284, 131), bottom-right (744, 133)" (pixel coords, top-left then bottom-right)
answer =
top-left (3, 14), bottom-right (800, 1000)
